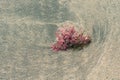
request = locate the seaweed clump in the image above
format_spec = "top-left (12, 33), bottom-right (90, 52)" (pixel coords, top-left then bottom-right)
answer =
top-left (51, 23), bottom-right (91, 52)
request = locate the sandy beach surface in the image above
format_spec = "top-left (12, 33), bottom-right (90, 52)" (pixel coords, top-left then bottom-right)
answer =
top-left (0, 0), bottom-right (120, 80)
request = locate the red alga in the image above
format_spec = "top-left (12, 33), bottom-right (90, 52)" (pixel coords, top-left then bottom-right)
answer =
top-left (51, 23), bottom-right (91, 51)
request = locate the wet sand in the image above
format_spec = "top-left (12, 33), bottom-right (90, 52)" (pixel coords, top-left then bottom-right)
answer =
top-left (0, 0), bottom-right (120, 80)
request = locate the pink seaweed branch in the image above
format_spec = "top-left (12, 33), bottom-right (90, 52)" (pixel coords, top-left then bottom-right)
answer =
top-left (51, 23), bottom-right (91, 52)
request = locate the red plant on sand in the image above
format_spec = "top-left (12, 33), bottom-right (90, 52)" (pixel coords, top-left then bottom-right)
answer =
top-left (51, 23), bottom-right (91, 51)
